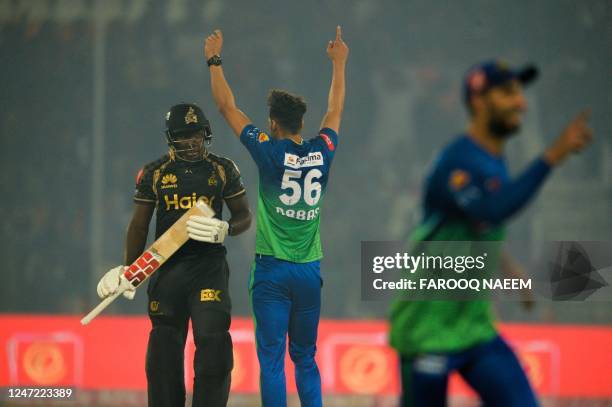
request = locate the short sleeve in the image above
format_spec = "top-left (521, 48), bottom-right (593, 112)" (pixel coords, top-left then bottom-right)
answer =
top-left (133, 166), bottom-right (156, 204)
top-left (239, 124), bottom-right (276, 169)
top-left (318, 127), bottom-right (339, 160)
top-left (222, 159), bottom-right (247, 199)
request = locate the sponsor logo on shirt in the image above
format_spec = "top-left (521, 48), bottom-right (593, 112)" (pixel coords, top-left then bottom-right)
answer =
top-left (284, 152), bottom-right (324, 169)
top-left (200, 289), bottom-right (222, 302)
top-left (320, 133), bottom-right (335, 151)
top-left (164, 193), bottom-right (215, 211)
top-left (161, 173), bottom-right (178, 189)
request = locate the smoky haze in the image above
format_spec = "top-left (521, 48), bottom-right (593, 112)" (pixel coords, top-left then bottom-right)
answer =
top-left (1, 0), bottom-right (610, 324)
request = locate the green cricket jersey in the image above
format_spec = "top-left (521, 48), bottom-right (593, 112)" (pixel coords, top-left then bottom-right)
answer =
top-left (240, 124), bottom-right (338, 263)
top-left (390, 134), bottom-right (551, 356)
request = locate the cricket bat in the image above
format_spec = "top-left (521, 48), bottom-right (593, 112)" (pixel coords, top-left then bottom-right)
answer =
top-left (81, 199), bottom-right (215, 325)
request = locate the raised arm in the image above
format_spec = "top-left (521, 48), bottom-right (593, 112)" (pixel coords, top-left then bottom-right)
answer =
top-left (320, 26), bottom-right (349, 133)
top-left (204, 30), bottom-right (251, 137)
top-left (124, 202), bottom-right (154, 265)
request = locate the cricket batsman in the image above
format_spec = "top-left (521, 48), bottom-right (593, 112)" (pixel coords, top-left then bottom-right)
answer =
top-left (390, 61), bottom-right (593, 406)
top-left (204, 27), bottom-right (348, 406)
top-left (96, 103), bottom-right (252, 406)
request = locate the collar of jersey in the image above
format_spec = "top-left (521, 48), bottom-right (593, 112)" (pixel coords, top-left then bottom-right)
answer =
top-left (285, 137), bottom-right (305, 147)
top-left (461, 134), bottom-right (505, 162)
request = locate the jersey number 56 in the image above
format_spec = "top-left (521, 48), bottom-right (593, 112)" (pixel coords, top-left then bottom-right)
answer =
top-left (279, 169), bottom-right (322, 206)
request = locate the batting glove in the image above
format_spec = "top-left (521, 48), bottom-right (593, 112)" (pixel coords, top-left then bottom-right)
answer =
top-left (97, 265), bottom-right (136, 300)
top-left (186, 216), bottom-right (229, 244)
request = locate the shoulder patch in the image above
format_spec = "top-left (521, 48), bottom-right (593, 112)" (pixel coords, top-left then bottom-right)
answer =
top-left (449, 169), bottom-right (470, 191)
top-left (137, 154), bottom-right (171, 184)
top-left (258, 132), bottom-right (270, 143)
top-left (320, 133), bottom-right (335, 151)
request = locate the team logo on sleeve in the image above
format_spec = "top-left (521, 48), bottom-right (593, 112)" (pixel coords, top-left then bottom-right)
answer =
top-left (449, 169), bottom-right (470, 190)
top-left (320, 133), bottom-right (335, 151)
top-left (258, 132), bottom-right (270, 143)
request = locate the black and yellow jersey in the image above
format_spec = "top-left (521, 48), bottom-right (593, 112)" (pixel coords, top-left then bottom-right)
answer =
top-left (134, 151), bottom-right (246, 255)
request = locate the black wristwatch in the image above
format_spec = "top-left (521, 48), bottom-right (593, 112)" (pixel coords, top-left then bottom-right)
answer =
top-left (207, 55), bottom-right (222, 67)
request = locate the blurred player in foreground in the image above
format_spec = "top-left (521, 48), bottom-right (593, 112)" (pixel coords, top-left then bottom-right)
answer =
top-left (390, 61), bottom-right (593, 406)
top-left (204, 27), bottom-right (347, 406)
top-left (96, 104), bottom-right (252, 406)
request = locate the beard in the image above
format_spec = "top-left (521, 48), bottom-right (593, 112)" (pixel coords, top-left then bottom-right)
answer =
top-left (487, 109), bottom-right (521, 139)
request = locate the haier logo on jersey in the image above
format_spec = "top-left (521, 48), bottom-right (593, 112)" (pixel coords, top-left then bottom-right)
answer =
top-left (164, 193), bottom-right (215, 211)
top-left (284, 152), bottom-right (324, 169)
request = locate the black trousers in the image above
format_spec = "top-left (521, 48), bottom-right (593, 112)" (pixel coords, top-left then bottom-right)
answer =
top-left (145, 251), bottom-right (233, 407)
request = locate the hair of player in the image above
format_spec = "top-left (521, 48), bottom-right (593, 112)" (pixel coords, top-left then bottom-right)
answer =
top-left (267, 89), bottom-right (307, 134)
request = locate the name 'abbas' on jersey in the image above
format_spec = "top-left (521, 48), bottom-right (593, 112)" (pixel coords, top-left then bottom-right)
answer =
top-left (240, 124), bottom-right (338, 263)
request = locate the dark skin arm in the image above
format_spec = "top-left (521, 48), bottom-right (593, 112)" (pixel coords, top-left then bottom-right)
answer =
top-left (225, 193), bottom-right (252, 236)
top-left (124, 202), bottom-right (155, 265)
top-left (124, 194), bottom-right (249, 266)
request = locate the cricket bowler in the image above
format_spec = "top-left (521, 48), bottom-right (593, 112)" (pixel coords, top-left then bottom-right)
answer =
top-left (204, 27), bottom-right (348, 406)
top-left (390, 61), bottom-right (593, 406)
top-left (96, 103), bottom-right (252, 406)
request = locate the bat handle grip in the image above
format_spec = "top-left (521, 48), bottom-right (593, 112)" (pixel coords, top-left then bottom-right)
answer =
top-left (80, 286), bottom-right (125, 325)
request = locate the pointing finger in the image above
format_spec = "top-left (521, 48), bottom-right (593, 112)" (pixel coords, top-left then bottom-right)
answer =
top-left (336, 25), bottom-right (342, 41)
